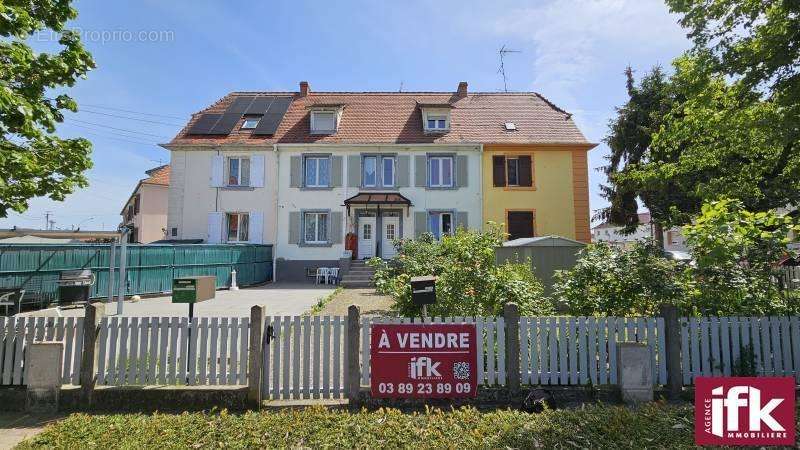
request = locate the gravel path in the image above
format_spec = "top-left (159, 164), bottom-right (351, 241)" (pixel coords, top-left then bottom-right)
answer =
top-left (313, 288), bottom-right (394, 317)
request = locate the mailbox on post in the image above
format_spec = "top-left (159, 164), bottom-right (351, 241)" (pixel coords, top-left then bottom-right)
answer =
top-left (410, 276), bottom-right (437, 306)
top-left (172, 276), bottom-right (216, 304)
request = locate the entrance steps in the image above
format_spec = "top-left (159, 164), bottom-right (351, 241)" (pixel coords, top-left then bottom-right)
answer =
top-left (340, 260), bottom-right (375, 288)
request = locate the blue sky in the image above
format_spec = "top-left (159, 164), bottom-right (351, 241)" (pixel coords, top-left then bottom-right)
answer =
top-left (1, 0), bottom-right (690, 231)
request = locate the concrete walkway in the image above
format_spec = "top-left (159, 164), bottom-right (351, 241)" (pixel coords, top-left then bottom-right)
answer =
top-left (18, 283), bottom-right (334, 318)
top-left (0, 413), bottom-right (62, 449)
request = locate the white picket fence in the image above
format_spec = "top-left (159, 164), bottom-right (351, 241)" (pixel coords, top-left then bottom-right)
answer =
top-left (360, 317), bottom-right (507, 386)
top-left (521, 317), bottom-right (667, 386)
top-left (681, 316), bottom-right (800, 385)
top-left (96, 316), bottom-right (250, 386)
top-left (0, 316), bottom-right (85, 385)
top-left (261, 315), bottom-right (348, 399)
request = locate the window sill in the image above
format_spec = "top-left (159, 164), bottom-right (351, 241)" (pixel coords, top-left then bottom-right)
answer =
top-left (298, 241), bottom-right (334, 248)
top-left (310, 130), bottom-right (336, 135)
top-left (502, 186), bottom-right (536, 191)
top-left (222, 186), bottom-right (255, 191)
top-left (360, 186), bottom-right (399, 191)
top-left (424, 130), bottom-right (449, 134)
top-left (425, 186), bottom-right (458, 191)
top-left (300, 186), bottom-right (334, 191)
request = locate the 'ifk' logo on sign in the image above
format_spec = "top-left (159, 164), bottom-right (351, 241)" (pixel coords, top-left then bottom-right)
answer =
top-left (695, 377), bottom-right (795, 446)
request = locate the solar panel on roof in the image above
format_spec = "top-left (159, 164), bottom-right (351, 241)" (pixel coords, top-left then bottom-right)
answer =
top-left (226, 96), bottom-right (256, 114)
top-left (245, 97), bottom-right (274, 115)
top-left (266, 97), bottom-right (292, 114)
top-left (208, 113), bottom-right (242, 134)
top-left (251, 97), bottom-right (293, 135)
top-left (252, 113), bottom-right (284, 135)
top-left (187, 113), bottom-right (223, 134)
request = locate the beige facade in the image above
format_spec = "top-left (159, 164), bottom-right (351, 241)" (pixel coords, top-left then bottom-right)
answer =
top-left (121, 166), bottom-right (170, 243)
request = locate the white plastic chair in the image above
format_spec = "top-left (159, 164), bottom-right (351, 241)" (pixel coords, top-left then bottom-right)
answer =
top-left (0, 289), bottom-right (24, 316)
top-left (328, 268), bottom-right (340, 285)
top-left (315, 267), bottom-right (330, 284)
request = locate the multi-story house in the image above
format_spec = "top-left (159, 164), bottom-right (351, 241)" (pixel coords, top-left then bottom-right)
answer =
top-left (120, 165), bottom-right (170, 243)
top-left (164, 81), bottom-right (593, 281)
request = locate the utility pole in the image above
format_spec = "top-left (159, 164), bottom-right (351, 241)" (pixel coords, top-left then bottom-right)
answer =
top-left (44, 211), bottom-right (53, 230)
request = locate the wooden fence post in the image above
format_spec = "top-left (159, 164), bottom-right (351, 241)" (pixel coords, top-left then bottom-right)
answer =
top-left (504, 302), bottom-right (521, 394)
top-left (247, 305), bottom-right (265, 408)
top-left (80, 302), bottom-right (103, 407)
top-left (347, 305), bottom-right (361, 403)
top-left (659, 304), bottom-right (682, 398)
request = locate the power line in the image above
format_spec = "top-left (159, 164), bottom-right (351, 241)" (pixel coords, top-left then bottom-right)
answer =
top-left (78, 109), bottom-right (184, 127)
top-left (78, 103), bottom-right (186, 120)
top-left (65, 118), bottom-right (170, 139)
top-left (62, 124), bottom-right (158, 146)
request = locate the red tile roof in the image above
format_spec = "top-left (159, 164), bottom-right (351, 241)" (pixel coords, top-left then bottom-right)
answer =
top-left (167, 90), bottom-right (593, 146)
top-left (141, 165), bottom-right (170, 186)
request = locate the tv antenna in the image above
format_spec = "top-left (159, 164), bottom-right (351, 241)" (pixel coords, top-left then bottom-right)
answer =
top-left (497, 45), bottom-right (521, 92)
top-left (398, 81), bottom-right (404, 92)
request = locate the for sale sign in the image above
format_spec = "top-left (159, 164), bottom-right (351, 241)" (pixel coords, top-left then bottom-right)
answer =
top-left (695, 376), bottom-right (795, 446)
top-left (370, 323), bottom-right (478, 398)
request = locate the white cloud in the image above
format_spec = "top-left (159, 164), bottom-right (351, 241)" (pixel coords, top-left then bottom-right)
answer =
top-left (491, 0), bottom-right (688, 108)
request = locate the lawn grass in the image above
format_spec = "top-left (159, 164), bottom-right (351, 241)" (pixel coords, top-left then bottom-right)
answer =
top-left (16, 401), bottom-right (737, 449)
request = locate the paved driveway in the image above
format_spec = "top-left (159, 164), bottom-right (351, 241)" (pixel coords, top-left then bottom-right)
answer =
top-left (18, 283), bottom-right (334, 318)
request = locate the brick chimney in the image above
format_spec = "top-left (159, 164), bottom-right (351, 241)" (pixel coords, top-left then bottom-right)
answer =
top-left (299, 81), bottom-right (309, 96)
top-left (457, 81), bottom-right (468, 96)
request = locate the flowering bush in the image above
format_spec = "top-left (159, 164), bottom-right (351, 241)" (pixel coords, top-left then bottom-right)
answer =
top-left (370, 224), bottom-right (550, 317)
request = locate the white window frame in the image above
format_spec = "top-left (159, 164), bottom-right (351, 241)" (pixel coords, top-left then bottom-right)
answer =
top-left (304, 156), bottom-right (331, 188)
top-left (241, 117), bottom-right (260, 129)
top-left (227, 156), bottom-right (251, 187)
top-left (303, 212), bottom-right (329, 244)
top-left (226, 212), bottom-right (249, 243)
top-left (310, 110), bottom-right (337, 134)
top-left (506, 157), bottom-right (519, 187)
top-left (362, 156), bottom-right (378, 187)
top-left (428, 156), bottom-right (454, 188)
top-left (382, 156), bottom-right (395, 187)
top-left (426, 115), bottom-right (448, 131)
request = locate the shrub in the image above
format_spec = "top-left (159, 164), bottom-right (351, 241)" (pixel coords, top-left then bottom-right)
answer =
top-left (370, 224), bottom-right (550, 317)
top-left (682, 199), bottom-right (800, 315)
top-left (552, 240), bottom-right (691, 316)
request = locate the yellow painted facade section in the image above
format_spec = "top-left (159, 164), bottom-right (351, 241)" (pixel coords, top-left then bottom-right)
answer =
top-left (482, 144), bottom-right (589, 241)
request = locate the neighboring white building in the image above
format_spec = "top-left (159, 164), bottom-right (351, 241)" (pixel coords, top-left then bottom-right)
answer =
top-left (120, 165), bottom-right (170, 243)
top-left (592, 212), bottom-right (688, 251)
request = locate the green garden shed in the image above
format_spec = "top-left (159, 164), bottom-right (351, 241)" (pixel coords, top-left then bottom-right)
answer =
top-left (495, 235), bottom-right (586, 294)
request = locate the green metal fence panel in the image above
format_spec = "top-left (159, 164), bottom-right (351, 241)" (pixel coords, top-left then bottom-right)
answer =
top-left (0, 244), bottom-right (273, 308)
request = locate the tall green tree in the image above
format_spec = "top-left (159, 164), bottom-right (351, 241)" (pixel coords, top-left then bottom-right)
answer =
top-left (0, 0), bottom-right (95, 217)
top-left (598, 66), bottom-right (698, 245)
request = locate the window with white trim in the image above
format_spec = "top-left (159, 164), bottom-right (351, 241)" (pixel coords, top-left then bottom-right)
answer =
top-left (362, 156), bottom-right (377, 187)
top-left (428, 156), bottom-right (454, 188)
top-left (426, 115), bottom-right (448, 131)
top-left (304, 156), bottom-right (330, 187)
top-left (382, 157), bottom-right (395, 187)
top-left (304, 212), bottom-right (329, 244)
top-left (310, 110), bottom-right (336, 133)
top-left (428, 212), bottom-right (453, 240)
top-left (241, 116), bottom-right (261, 129)
top-left (226, 213), bottom-right (249, 242)
top-left (227, 157), bottom-right (251, 186)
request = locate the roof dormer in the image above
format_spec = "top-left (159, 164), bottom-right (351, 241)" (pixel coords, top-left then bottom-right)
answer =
top-left (418, 103), bottom-right (452, 133)
top-left (309, 104), bottom-right (344, 135)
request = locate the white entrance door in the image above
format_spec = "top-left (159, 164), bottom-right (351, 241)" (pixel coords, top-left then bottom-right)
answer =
top-left (381, 216), bottom-right (400, 259)
top-left (358, 217), bottom-right (376, 259)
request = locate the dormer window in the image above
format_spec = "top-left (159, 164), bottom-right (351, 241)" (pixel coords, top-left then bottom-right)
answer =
top-left (419, 105), bottom-right (451, 133)
top-left (427, 116), bottom-right (447, 130)
top-left (310, 108), bottom-right (341, 134)
top-left (241, 116), bottom-right (261, 129)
